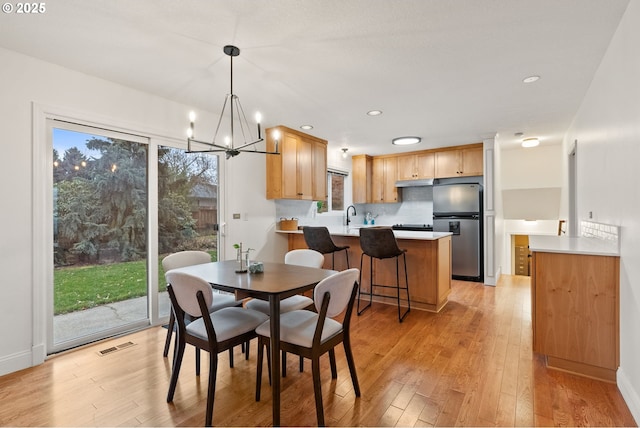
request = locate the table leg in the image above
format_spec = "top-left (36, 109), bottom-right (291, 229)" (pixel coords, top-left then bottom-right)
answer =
top-left (269, 295), bottom-right (281, 426)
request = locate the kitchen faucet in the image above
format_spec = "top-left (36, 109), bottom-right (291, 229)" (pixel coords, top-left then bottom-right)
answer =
top-left (346, 205), bottom-right (357, 226)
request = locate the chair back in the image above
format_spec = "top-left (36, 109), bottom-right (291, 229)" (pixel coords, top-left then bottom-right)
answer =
top-left (314, 268), bottom-right (359, 317)
top-left (359, 227), bottom-right (404, 259)
top-left (285, 249), bottom-right (325, 268)
top-left (303, 226), bottom-right (338, 254)
top-left (162, 250), bottom-right (211, 272)
top-left (165, 271), bottom-right (213, 318)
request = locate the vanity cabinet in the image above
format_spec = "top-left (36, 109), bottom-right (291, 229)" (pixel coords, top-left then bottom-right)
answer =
top-left (372, 156), bottom-right (400, 203)
top-left (434, 145), bottom-right (483, 178)
top-left (266, 126), bottom-right (327, 200)
top-left (397, 152), bottom-right (434, 180)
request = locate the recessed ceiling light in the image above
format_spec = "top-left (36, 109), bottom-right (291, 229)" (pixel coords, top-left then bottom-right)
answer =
top-left (523, 75), bottom-right (540, 83)
top-left (367, 110), bottom-right (383, 116)
top-left (392, 136), bottom-right (421, 146)
top-left (522, 137), bottom-right (540, 148)
top-left (300, 124), bottom-right (313, 130)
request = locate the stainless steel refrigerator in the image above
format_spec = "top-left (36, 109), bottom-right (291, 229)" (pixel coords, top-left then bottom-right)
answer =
top-left (433, 183), bottom-right (483, 282)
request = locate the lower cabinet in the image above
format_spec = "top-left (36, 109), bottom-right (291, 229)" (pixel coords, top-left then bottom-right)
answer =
top-left (531, 251), bottom-right (619, 382)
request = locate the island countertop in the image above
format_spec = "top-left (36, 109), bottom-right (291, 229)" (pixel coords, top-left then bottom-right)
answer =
top-left (276, 225), bottom-right (452, 241)
top-left (529, 235), bottom-right (619, 257)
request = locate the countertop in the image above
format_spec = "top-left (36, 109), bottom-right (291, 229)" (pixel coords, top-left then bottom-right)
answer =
top-left (528, 235), bottom-right (620, 257)
top-left (276, 225), bottom-right (452, 241)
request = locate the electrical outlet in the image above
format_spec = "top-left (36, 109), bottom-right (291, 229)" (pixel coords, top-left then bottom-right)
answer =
top-left (589, 211), bottom-right (593, 219)
top-left (233, 213), bottom-right (241, 219)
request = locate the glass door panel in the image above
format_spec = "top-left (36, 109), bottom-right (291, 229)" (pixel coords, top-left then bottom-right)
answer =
top-left (51, 122), bottom-right (149, 352)
top-left (157, 147), bottom-right (219, 320)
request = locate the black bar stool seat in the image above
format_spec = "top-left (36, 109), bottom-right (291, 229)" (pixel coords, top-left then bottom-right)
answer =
top-left (358, 227), bottom-right (410, 322)
top-left (302, 226), bottom-right (350, 270)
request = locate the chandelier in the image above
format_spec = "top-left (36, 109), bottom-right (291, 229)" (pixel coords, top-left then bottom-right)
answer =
top-left (186, 45), bottom-right (280, 159)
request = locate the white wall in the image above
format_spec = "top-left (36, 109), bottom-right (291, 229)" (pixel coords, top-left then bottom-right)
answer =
top-left (497, 144), bottom-right (564, 274)
top-left (0, 47), bottom-right (277, 375)
top-left (561, 0), bottom-right (640, 421)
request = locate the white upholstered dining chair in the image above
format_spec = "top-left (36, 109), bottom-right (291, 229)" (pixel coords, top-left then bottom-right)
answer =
top-left (165, 270), bottom-right (268, 427)
top-left (255, 268), bottom-right (361, 426)
top-left (162, 251), bottom-right (240, 371)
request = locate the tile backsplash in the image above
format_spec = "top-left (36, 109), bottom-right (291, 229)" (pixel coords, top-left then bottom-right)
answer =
top-left (581, 220), bottom-right (620, 243)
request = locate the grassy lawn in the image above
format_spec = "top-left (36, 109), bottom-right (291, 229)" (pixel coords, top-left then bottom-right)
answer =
top-left (54, 250), bottom-right (217, 315)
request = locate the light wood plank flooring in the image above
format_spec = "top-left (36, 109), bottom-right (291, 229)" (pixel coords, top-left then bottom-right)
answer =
top-left (0, 275), bottom-right (636, 426)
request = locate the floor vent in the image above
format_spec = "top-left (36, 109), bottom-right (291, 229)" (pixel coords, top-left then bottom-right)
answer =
top-left (97, 341), bottom-right (137, 356)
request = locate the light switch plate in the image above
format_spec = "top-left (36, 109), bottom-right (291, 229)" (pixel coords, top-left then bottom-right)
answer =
top-left (233, 213), bottom-right (241, 219)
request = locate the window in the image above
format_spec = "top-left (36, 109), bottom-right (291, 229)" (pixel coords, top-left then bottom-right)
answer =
top-left (319, 169), bottom-right (347, 213)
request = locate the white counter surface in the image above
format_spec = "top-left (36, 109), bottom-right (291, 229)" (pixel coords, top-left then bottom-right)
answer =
top-left (528, 235), bottom-right (620, 257)
top-left (276, 225), bottom-right (452, 241)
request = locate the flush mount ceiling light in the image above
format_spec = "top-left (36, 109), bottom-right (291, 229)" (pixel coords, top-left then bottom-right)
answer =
top-left (367, 110), bottom-right (383, 116)
top-left (522, 137), bottom-right (540, 148)
top-left (341, 147), bottom-right (349, 158)
top-left (392, 136), bottom-right (421, 146)
top-left (523, 75), bottom-right (540, 83)
top-left (185, 45), bottom-right (279, 159)
top-left (300, 125), bottom-right (314, 130)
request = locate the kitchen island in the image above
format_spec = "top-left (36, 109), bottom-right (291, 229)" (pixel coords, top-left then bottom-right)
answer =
top-left (277, 226), bottom-right (452, 312)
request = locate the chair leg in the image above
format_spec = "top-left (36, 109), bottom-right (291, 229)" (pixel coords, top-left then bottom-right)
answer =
top-left (167, 337), bottom-right (186, 402)
top-left (256, 338), bottom-right (264, 402)
top-left (343, 335), bottom-right (361, 397)
top-left (299, 355), bottom-right (304, 372)
top-left (196, 347), bottom-right (201, 376)
top-left (344, 247), bottom-right (350, 269)
top-left (205, 353), bottom-right (218, 427)
top-left (163, 311), bottom-right (175, 357)
top-left (282, 350), bottom-right (287, 377)
top-left (357, 254), bottom-right (371, 315)
top-left (329, 349), bottom-right (337, 379)
top-left (229, 348), bottom-right (234, 368)
top-left (397, 254), bottom-right (410, 322)
top-left (311, 356), bottom-right (325, 426)
top-left (245, 340), bottom-right (250, 360)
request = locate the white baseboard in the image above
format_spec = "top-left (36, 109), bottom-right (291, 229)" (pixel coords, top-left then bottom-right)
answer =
top-left (618, 366), bottom-right (640, 425)
top-left (0, 349), bottom-right (34, 377)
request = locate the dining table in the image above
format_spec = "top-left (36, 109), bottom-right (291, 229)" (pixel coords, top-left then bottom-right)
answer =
top-left (167, 259), bottom-right (337, 426)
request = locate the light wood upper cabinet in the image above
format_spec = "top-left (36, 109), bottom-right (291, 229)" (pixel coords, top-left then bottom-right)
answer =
top-left (266, 126), bottom-right (327, 200)
top-left (397, 152), bottom-right (435, 180)
top-left (372, 157), bottom-right (400, 203)
top-left (312, 140), bottom-right (327, 201)
top-left (352, 154), bottom-right (373, 204)
top-left (435, 145), bottom-right (483, 178)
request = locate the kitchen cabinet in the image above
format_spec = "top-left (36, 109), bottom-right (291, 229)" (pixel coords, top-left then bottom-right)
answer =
top-left (531, 250), bottom-right (619, 382)
top-left (352, 154), bottom-right (373, 204)
top-left (372, 156), bottom-right (400, 203)
top-left (397, 152), bottom-right (434, 180)
top-left (266, 126), bottom-right (327, 200)
top-left (434, 145), bottom-right (483, 178)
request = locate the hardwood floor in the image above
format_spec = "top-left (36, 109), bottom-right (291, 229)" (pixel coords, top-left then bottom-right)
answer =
top-left (0, 275), bottom-right (636, 427)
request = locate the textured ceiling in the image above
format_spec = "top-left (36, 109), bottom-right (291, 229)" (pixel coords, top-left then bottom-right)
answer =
top-left (0, 0), bottom-right (630, 156)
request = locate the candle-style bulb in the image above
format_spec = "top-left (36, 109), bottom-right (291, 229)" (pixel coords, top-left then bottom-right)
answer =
top-left (187, 127), bottom-right (193, 138)
top-left (189, 111), bottom-right (196, 122)
top-left (225, 136), bottom-right (231, 147)
top-left (255, 112), bottom-right (262, 139)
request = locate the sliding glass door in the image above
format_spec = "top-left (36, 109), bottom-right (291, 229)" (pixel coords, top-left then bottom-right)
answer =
top-left (51, 121), bottom-right (149, 352)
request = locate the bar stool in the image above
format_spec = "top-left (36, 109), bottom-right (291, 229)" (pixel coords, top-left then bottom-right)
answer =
top-left (358, 227), bottom-right (410, 322)
top-left (303, 226), bottom-right (350, 270)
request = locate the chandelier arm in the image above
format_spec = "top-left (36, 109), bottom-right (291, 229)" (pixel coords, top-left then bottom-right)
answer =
top-left (212, 94), bottom-right (232, 146)
top-left (237, 149), bottom-right (280, 155)
top-left (233, 138), bottom-right (265, 151)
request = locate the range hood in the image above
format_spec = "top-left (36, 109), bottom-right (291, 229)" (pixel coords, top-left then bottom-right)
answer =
top-left (395, 178), bottom-right (434, 187)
